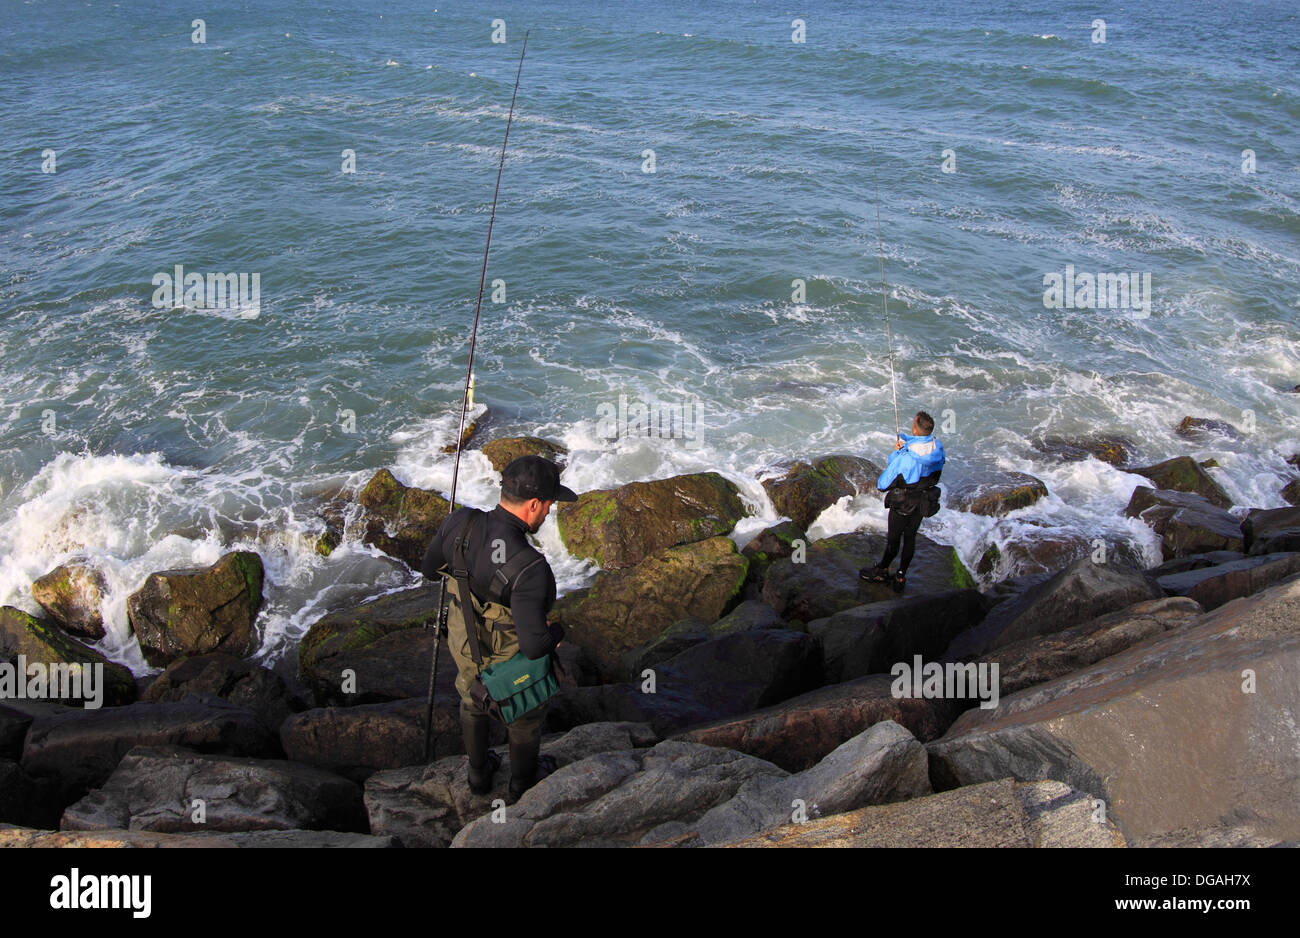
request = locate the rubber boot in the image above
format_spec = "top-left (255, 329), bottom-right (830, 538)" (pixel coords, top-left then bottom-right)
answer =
top-left (462, 710), bottom-right (496, 795)
top-left (507, 737), bottom-right (540, 805)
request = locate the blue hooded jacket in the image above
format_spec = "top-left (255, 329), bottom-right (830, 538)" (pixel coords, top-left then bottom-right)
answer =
top-left (878, 432), bottom-right (946, 490)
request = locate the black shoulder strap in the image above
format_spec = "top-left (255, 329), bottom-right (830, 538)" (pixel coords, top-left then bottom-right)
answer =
top-left (485, 548), bottom-right (545, 607)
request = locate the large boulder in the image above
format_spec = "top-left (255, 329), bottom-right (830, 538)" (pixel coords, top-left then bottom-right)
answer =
top-left (949, 473), bottom-right (1049, 517)
top-left (479, 436), bottom-right (567, 472)
top-left (20, 696), bottom-right (279, 798)
top-left (761, 531), bottom-right (975, 623)
top-left (620, 601), bottom-right (787, 678)
top-left (713, 777), bottom-right (1125, 848)
top-left (641, 721), bottom-right (930, 846)
top-left (297, 582), bottom-right (455, 706)
top-left (356, 469), bottom-right (450, 569)
top-left (1242, 506), bottom-right (1300, 556)
top-left (31, 561), bottom-right (107, 640)
top-left (760, 455), bottom-right (882, 531)
top-left (552, 536), bottom-right (748, 683)
top-left (972, 596), bottom-right (1203, 700)
top-left (61, 745), bottom-right (366, 834)
top-left (927, 573), bottom-right (1300, 847)
top-left (366, 722), bottom-right (658, 848)
top-left (0, 606), bottom-right (135, 707)
top-left (650, 629), bottom-right (823, 717)
top-left (451, 740), bottom-right (788, 848)
top-left (126, 551), bottom-right (264, 667)
top-left (673, 673), bottom-right (960, 772)
top-left (556, 472), bottom-right (745, 569)
top-left (1157, 553), bottom-right (1300, 610)
top-left (807, 589), bottom-right (986, 684)
top-left (1282, 478), bottom-right (1300, 507)
top-left (944, 557), bottom-right (1163, 660)
top-left (280, 697), bottom-right (471, 782)
top-left (1129, 456), bottom-right (1232, 509)
top-left (142, 652), bottom-right (309, 735)
top-left (1124, 487), bottom-right (1244, 559)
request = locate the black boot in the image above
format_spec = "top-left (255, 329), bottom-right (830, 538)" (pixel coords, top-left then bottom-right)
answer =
top-left (507, 738), bottom-right (539, 805)
top-left (462, 711), bottom-right (498, 795)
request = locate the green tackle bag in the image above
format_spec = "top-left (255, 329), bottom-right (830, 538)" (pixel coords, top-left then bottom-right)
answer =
top-left (479, 651), bottom-right (560, 724)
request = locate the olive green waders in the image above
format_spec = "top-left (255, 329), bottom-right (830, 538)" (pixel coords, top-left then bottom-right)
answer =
top-left (442, 568), bottom-right (550, 800)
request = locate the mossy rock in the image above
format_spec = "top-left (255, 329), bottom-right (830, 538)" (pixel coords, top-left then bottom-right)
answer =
top-left (1283, 478), bottom-right (1300, 507)
top-left (950, 473), bottom-right (1049, 517)
top-left (761, 531), bottom-right (976, 622)
top-left (1032, 434), bottom-right (1131, 467)
top-left (126, 551), bottom-right (264, 668)
top-left (761, 454), bottom-right (882, 530)
top-left (557, 472), bottom-right (746, 570)
top-left (298, 582), bottom-right (446, 705)
top-left (357, 469), bottom-right (451, 569)
top-left (1130, 456), bottom-right (1232, 509)
top-left (1175, 416), bottom-right (1242, 441)
top-left (551, 536), bottom-right (749, 682)
top-left (438, 409), bottom-right (488, 454)
top-left (31, 561), bottom-right (107, 640)
top-left (741, 521), bottom-right (808, 595)
top-left (0, 606), bottom-right (136, 706)
top-left (479, 436), bottom-right (568, 473)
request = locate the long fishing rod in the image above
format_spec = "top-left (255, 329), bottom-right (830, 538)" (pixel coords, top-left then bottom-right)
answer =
top-left (871, 162), bottom-right (901, 440)
top-left (424, 30), bottom-right (530, 762)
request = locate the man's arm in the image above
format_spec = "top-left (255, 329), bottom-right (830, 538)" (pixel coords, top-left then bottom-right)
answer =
top-left (509, 562), bottom-right (563, 659)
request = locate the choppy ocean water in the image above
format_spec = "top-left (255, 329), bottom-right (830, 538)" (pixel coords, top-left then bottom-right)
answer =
top-left (1, 0), bottom-right (1297, 673)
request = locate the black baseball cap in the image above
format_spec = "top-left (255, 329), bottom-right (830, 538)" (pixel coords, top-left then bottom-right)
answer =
top-left (501, 455), bottom-right (578, 502)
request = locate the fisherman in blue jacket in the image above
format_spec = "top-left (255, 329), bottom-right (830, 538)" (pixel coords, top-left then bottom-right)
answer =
top-left (861, 410), bottom-right (945, 593)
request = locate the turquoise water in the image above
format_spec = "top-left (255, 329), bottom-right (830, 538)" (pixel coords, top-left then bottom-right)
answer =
top-left (1, 1), bottom-right (1297, 672)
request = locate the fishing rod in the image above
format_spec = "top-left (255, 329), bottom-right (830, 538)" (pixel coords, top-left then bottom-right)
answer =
top-left (424, 30), bottom-right (530, 762)
top-left (871, 161), bottom-right (900, 440)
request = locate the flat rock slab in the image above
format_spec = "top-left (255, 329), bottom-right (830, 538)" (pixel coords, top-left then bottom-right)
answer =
top-left (642, 721), bottom-right (930, 847)
top-left (62, 744), bottom-right (366, 834)
top-left (944, 557), bottom-right (1163, 660)
top-left (761, 531), bottom-right (975, 623)
top-left (673, 673), bottom-right (960, 772)
top-left (452, 740), bottom-right (788, 848)
top-left (976, 597), bottom-right (1203, 700)
top-left (928, 573), bottom-right (1300, 846)
top-left (1158, 552), bottom-right (1300, 610)
top-left (0, 824), bottom-right (396, 848)
top-left (21, 697), bottom-right (278, 796)
top-left (711, 778), bottom-right (1126, 848)
top-left (280, 697), bottom-right (472, 782)
top-left (807, 589), bottom-right (986, 684)
top-left (366, 722), bottom-right (659, 848)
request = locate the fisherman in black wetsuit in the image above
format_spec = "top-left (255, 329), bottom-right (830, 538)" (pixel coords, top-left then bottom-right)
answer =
top-left (421, 455), bottom-right (577, 803)
top-left (860, 410), bottom-right (945, 593)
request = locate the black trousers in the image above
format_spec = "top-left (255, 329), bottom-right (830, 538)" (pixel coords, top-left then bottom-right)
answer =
top-left (880, 507), bottom-right (924, 573)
